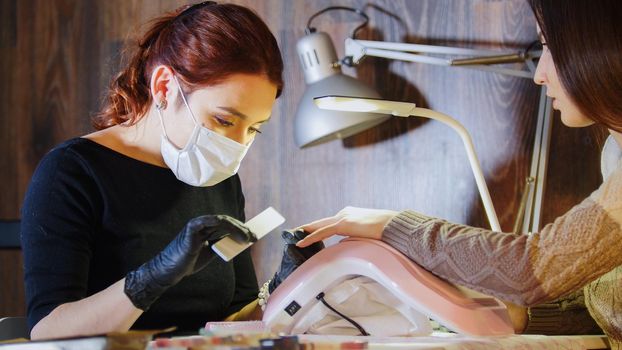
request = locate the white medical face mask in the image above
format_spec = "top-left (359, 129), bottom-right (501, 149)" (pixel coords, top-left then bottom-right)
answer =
top-left (156, 76), bottom-right (251, 187)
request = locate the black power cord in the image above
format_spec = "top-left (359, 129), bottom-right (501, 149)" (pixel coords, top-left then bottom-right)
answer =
top-left (305, 6), bottom-right (369, 39)
top-left (316, 292), bottom-right (370, 336)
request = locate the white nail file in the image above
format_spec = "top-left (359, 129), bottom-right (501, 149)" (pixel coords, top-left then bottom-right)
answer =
top-left (212, 207), bottom-right (285, 262)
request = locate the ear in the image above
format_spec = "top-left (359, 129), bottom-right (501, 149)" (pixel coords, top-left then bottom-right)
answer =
top-left (149, 65), bottom-right (178, 109)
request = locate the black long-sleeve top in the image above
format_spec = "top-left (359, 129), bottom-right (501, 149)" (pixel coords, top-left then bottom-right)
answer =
top-left (20, 138), bottom-right (258, 333)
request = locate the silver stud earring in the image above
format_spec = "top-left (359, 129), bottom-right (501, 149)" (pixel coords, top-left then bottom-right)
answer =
top-left (156, 99), bottom-right (168, 110)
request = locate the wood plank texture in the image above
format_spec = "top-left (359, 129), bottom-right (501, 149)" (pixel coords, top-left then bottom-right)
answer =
top-left (0, 0), bottom-right (18, 219)
top-left (0, 250), bottom-right (24, 316)
top-left (0, 0), bottom-right (604, 317)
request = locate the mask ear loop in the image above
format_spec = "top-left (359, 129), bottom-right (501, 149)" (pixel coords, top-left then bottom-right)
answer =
top-left (173, 75), bottom-right (200, 126)
top-left (155, 75), bottom-right (200, 142)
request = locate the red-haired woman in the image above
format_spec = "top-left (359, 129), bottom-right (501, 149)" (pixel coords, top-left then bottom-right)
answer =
top-left (297, 0), bottom-right (622, 347)
top-left (21, 2), bottom-right (286, 339)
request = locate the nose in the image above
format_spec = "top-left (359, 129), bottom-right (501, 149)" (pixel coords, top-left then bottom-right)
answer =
top-left (533, 62), bottom-right (546, 85)
top-left (533, 52), bottom-right (548, 86)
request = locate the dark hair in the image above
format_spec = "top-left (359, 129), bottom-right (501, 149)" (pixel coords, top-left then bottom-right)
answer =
top-left (528, 0), bottom-right (622, 132)
top-left (93, 1), bottom-right (284, 130)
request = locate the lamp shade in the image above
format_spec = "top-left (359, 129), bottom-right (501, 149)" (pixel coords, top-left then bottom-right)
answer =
top-left (293, 31), bottom-right (390, 148)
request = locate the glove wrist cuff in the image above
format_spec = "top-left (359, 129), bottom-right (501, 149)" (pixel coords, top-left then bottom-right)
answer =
top-left (124, 269), bottom-right (165, 311)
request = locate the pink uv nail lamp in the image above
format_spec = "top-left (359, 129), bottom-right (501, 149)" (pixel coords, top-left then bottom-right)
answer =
top-left (262, 238), bottom-right (514, 336)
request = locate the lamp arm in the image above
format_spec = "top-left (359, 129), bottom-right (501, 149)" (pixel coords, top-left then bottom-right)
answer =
top-left (345, 38), bottom-right (538, 79)
top-left (359, 48), bottom-right (453, 66)
top-left (349, 38), bottom-right (506, 57)
top-left (409, 107), bottom-right (502, 232)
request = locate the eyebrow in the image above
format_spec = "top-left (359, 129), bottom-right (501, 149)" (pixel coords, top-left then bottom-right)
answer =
top-left (217, 106), bottom-right (271, 124)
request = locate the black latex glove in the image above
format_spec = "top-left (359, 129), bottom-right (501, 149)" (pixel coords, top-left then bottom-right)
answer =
top-left (268, 228), bottom-right (324, 293)
top-left (124, 215), bottom-right (256, 310)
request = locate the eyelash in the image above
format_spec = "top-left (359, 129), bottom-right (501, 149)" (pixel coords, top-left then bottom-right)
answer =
top-left (214, 116), bottom-right (262, 134)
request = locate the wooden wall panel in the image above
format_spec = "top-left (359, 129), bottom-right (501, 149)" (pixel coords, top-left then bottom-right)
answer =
top-left (0, 250), bottom-right (24, 316)
top-left (0, 0), bottom-right (101, 316)
top-left (0, 0), bottom-right (18, 219)
top-left (0, 0), bottom-right (604, 318)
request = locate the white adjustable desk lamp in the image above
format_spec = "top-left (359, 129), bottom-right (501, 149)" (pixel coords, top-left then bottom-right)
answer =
top-left (343, 38), bottom-right (552, 233)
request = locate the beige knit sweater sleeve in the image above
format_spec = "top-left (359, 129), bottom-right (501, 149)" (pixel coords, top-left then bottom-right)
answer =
top-left (382, 164), bottom-right (622, 307)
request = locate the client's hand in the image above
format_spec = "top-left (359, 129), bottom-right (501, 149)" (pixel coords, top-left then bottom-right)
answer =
top-left (296, 206), bottom-right (399, 248)
top-left (268, 229), bottom-right (324, 293)
top-left (124, 215), bottom-right (255, 310)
